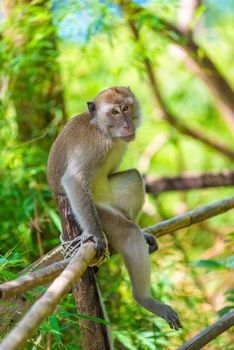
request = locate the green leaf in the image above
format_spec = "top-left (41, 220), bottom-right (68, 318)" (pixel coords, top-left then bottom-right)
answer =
top-left (46, 207), bottom-right (62, 232)
top-left (76, 313), bottom-right (111, 325)
top-left (48, 315), bottom-right (61, 344)
top-left (60, 311), bottom-right (111, 325)
top-left (193, 260), bottom-right (224, 269)
top-left (221, 255), bottom-right (234, 268)
top-left (225, 288), bottom-right (234, 295)
top-left (60, 322), bottom-right (75, 331)
top-left (218, 305), bottom-right (234, 317)
top-left (0, 258), bottom-right (7, 265)
top-left (195, 4), bottom-right (206, 22)
top-left (115, 333), bottom-right (136, 350)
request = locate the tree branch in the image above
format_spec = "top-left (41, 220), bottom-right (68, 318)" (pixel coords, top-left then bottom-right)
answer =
top-left (177, 0), bottom-right (202, 33)
top-left (24, 246), bottom-right (63, 272)
top-left (145, 170), bottom-right (234, 193)
top-left (117, 0), bottom-right (234, 121)
top-left (0, 242), bottom-right (96, 350)
top-left (127, 21), bottom-right (234, 162)
top-left (0, 257), bottom-right (72, 300)
top-left (177, 311), bottom-right (234, 350)
top-left (143, 195), bottom-right (234, 237)
top-left (173, 0), bottom-right (234, 133)
top-left (168, 44), bottom-right (234, 133)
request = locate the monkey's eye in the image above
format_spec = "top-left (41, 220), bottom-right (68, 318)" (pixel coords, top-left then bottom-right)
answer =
top-left (122, 105), bottom-right (129, 112)
top-left (112, 109), bottom-right (119, 115)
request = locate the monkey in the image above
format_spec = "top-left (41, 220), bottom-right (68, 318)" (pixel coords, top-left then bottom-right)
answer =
top-left (47, 87), bottom-right (182, 330)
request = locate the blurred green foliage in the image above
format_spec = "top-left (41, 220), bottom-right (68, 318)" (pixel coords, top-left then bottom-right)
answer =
top-left (0, 0), bottom-right (233, 349)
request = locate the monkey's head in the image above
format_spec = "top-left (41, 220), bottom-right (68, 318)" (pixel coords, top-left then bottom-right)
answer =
top-left (87, 87), bottom-right (141, 142)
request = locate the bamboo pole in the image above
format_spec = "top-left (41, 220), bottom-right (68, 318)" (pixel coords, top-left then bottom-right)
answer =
top-left (0, 196), bottom-right (233, 300)
top-left (177, 311), bottom-right (234, 350)
top-left (0, 242), bottom-right (96, 350)
top-left (0, 257), bottom-right (72, 300)
top-left (143, 196), bottom-right (234, 237)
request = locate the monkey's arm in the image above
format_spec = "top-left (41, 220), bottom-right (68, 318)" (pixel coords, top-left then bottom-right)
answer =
top-left (61, 170), bottom-right (106, 257)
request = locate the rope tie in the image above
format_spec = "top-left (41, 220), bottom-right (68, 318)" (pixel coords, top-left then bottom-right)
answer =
top-left (60, 233), bottom-right (109, 267)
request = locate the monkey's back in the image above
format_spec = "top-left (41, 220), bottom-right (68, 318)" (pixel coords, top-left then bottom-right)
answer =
top-left (47, 113), bottom-right (92, 194)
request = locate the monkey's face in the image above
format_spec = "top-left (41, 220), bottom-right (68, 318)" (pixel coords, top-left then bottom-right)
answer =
top-left (87, 87), bottom-right (141, 142)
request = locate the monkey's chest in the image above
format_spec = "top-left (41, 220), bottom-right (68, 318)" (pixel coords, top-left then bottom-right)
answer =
top-left (92, 142), bottom-right (126, 203)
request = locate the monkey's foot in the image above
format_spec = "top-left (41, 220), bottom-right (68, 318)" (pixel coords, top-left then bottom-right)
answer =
top-left (143, 233), bottom-right (158, 254)
top-left (139, 297), bottom-right (182, 330)
top-left (154, 302), bottom-right (182, 330)
top-left (82, 233), bottom-right (109, 266)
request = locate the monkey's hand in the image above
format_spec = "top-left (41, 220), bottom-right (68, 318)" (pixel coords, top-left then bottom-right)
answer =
top-left (82, 233), bottom-right (107, 259)
top-left (143, 233), bottom-right (158, 254)
top-left (154, 302), bottom-right (182, 330)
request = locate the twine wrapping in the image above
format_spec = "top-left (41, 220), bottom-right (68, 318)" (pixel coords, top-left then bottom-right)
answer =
top-left (60, 233), bottom-right (109, 267)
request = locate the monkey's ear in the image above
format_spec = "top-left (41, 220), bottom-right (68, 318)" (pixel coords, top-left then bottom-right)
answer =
top-left (87, 101), bottom-right (96, 117)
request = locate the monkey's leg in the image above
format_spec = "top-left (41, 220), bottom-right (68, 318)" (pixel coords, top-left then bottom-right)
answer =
top-left (122, 225), bottom-right (182, 330)
top-left (97, 206), bottom-right (182, 330)
top-left (109, 169), bottom-right (158, 254)
top-left (109, 169), bottom-right (144, 222)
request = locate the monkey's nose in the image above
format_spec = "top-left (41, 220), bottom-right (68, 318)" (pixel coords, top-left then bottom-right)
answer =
top-left (123, 122), bottom-right (130, 129)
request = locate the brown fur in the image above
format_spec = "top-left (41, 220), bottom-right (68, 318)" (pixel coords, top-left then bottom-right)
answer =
top-left (47, 87), bottom-right (139, 195)
top-left (47, 112), bottom-right (112, 194)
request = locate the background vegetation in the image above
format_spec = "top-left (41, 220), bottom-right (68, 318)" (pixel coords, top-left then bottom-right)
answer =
top-left (0, 0), bottom-right (233, 349)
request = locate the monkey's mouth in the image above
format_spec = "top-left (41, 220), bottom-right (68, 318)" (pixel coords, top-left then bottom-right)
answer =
top-left (119, 133), bottom-right (135, 142)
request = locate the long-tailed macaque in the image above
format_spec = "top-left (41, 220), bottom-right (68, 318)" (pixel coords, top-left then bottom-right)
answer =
top-left (47, 87), bottom-right (182, 330)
